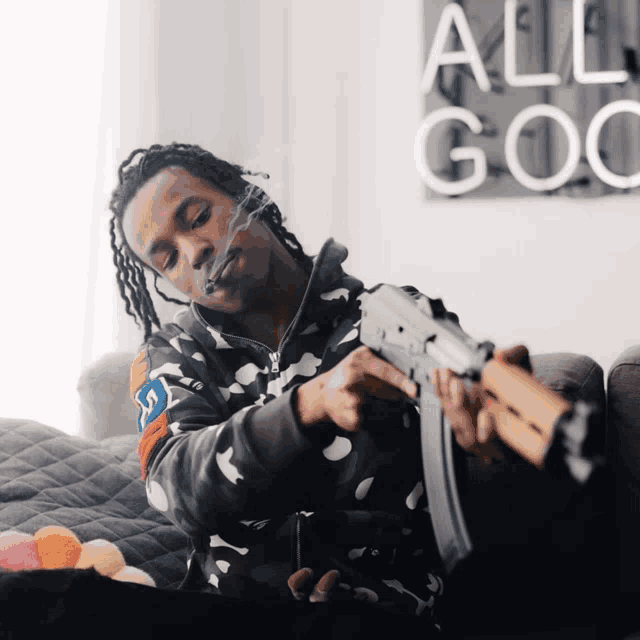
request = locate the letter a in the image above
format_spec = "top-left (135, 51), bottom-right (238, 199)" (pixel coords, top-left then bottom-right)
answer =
top-left (421, 3), bottom-right (491, 94)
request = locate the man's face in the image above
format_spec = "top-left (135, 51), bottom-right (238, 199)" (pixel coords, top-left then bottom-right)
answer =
top-left (122, 167), bottom-right (276, 313)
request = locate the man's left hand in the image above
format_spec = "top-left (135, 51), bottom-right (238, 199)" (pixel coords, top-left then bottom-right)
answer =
top-left (433, 345), bottom-right (533, 460)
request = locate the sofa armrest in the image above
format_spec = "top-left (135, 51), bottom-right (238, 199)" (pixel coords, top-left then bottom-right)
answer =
top-left (77, 351), bottom-right (139, 441)
top-left (608, 345), bottom-right (640, 481)
top-left (607, 346), bottom-right (640, 601)
top-left (531, 352), bottom-right (607, 456)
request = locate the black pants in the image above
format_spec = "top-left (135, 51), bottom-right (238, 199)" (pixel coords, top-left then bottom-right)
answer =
top-left (0, 567), bottom-right (438, 640)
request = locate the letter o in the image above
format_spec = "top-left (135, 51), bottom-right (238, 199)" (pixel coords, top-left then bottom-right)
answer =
top-left (505, 104), bottom-right (581, 192)
top-left (414, 107), bottom-right (487, 196)
top-left (586, 100), bottom-right (640, 189)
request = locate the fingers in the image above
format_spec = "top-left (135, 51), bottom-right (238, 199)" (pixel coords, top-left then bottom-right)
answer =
top-left (320, 346), bottom-right (419, 432)
top-left (495, 344), bottom-right (532, 373)
top-left (477, 406), bottom-right (495, 444)
top-left (433, 368), bottom-right (485, 450)
top-left (431, 346), bottom-right (532, 459)
top-left (432, 367), bottom-right (447, 401)
top-left (288, 567), bottom-right (314, 601)
top-left (309, 569), bottom-right (340, 603)
top-left (288, 568), bottom-right (341, 603)
top-left (351, 346), bottom-right (417, 399)
top-left (332, 393), bottom-right (363, 432)
top-left (433, 369), bottom-right (471, 445)
top-left (433, 368), bottom-right (454, 411)
top-left (448, 377), bottom-right (476, 448)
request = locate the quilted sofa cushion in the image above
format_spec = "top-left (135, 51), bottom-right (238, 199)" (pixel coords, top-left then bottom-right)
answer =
top-left (0, 419), bottom-right (189, 589)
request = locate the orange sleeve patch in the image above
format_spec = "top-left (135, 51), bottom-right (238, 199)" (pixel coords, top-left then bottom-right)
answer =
top-left (130, 348), bottom-right (149, 403)
top-left (137, 413), bottom-right (169, 481)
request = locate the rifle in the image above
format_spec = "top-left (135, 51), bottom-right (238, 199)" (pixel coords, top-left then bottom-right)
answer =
top-left (359, 284), bottom-right (593, 574)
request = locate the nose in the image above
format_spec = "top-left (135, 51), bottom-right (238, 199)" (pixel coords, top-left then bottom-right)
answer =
top-left (176, 236), bottom-right (213, 271)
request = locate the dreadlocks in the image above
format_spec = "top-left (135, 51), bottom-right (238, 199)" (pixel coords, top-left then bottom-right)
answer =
top-left (109, 142), bottom-right (313, 341)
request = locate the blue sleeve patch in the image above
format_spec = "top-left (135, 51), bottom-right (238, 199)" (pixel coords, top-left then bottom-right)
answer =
top-left (134, 378), bottom-right (173, 434)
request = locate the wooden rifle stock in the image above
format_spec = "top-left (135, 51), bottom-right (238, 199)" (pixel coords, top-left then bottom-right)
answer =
top-left (481, 356), bottom-right (572, 468)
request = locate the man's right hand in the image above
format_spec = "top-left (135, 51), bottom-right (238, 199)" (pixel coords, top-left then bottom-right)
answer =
top-left (296, 346), bottom-right (418, 432)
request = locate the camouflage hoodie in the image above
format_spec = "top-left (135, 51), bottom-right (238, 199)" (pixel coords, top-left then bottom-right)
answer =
top-left (131, 238), bottom-right (455, 622)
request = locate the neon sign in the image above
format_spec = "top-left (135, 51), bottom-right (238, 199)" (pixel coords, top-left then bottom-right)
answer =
top-left (416, 1), bottom-right (640, 196)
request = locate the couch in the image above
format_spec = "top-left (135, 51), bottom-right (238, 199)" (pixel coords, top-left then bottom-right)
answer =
top-left (608, 345), bottom-right (640, 638)
top-left (0, 348), bottom-right (632, 638)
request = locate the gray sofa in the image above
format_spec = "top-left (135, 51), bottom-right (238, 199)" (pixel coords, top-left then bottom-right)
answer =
top-left (0, 349), bottom-right (630, 637)
top-left (608, 346), bottom-right (640, 637)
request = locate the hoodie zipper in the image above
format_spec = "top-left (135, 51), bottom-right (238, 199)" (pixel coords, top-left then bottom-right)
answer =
top-left (273, 277), bottom-right (315, 369)
top-left (206, 268), bottom-right (316, 375)
top-left (196, 259), bottom-right (325, 569)
top-left (296, 513), bottom-right (302, 571)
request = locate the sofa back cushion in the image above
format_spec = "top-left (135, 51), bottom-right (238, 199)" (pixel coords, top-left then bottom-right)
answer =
top-left (608, 346), bottom-right (640, 595)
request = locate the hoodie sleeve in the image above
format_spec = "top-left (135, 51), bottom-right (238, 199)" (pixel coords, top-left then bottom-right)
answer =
top-left (130, 327), bottom-right (332, 537)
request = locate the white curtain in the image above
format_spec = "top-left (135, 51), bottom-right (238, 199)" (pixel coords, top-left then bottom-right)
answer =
top-left (76, 0), bottom-right (295, 438)
top-left (0, 2), bottom-right (114, 435)
top-left (1, 0), bottom-right (408, 436)
top-left (89, 0), bottom-right (298, 364)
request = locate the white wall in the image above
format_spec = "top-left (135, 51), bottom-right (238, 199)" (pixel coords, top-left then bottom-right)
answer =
top-left (283, 0), bottom-right (640, 380)
top-left (107, 0), bottom-right (640, 383)
top-left (102, 0), bottom-right (293, 358)
top-left (21, 0), bottom-right (635, 436)
top-left (0, 2), bottom-right (112, 434)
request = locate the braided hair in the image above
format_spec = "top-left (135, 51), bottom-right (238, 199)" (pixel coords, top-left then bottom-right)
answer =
top-left (109, 142), bottom-right (313, 341)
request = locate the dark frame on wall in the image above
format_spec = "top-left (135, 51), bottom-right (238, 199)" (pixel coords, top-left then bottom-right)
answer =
top-left (419, 0), bottom-right (640, 198)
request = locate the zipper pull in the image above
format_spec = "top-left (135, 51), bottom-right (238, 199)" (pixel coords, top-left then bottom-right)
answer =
top-left (269, 352), bottom-right (280, 373)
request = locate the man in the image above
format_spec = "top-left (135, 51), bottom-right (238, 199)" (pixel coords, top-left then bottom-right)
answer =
top-left (107, 142), bottom-right (601, 636)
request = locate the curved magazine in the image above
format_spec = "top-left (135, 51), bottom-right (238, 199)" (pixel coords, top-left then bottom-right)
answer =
top-left (420, 391), bottom-right (473, 574)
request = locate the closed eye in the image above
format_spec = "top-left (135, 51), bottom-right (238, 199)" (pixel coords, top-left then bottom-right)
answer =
top-left (191, 206), bottom-right (211, 229)
top-left (163, 249), bottom-right (178, 271)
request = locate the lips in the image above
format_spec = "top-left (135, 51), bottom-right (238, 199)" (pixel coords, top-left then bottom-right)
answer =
top-left (205, 248), bottom-right (242, 287)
